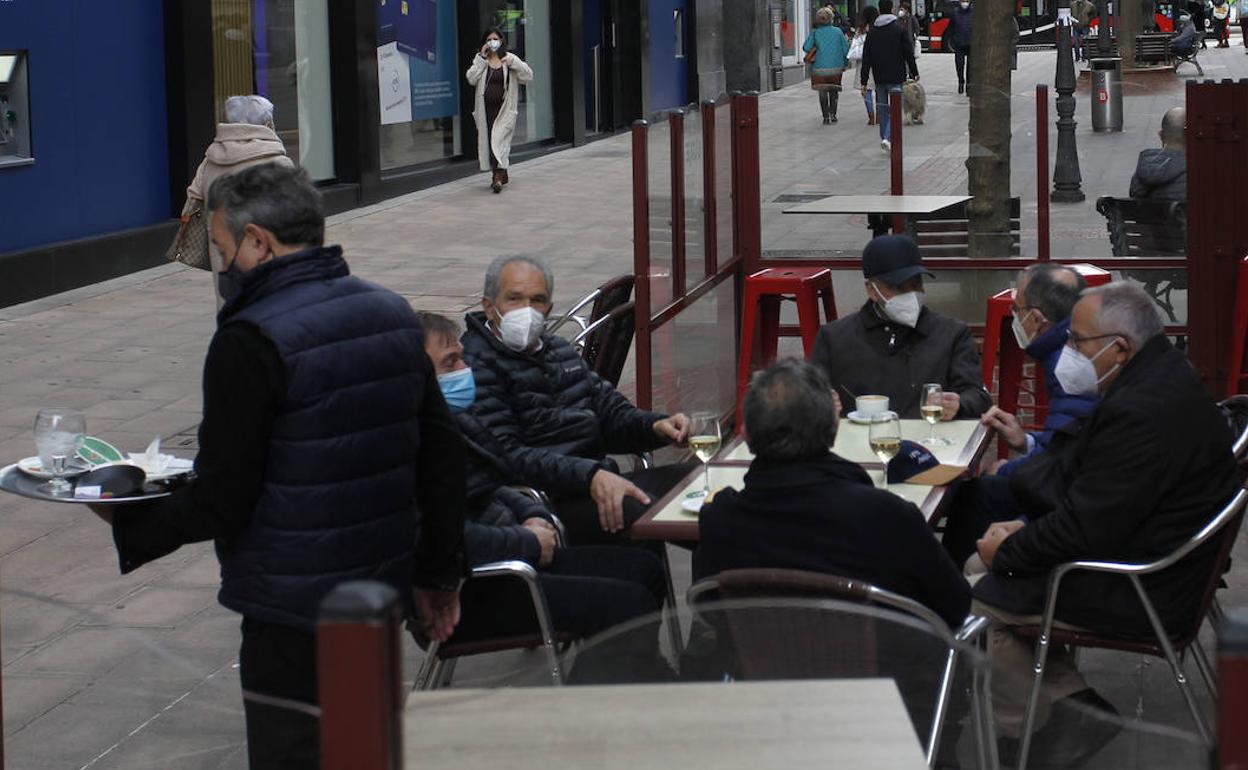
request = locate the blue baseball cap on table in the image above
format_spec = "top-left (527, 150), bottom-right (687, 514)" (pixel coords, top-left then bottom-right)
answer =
top-left (886, 440), bottom-right (968, 485)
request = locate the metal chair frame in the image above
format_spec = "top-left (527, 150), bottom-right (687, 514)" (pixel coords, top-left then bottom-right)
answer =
top-left (687, 571), bottom-right (997, 769)
top-left (413, 559), bottom-right (564, 690)
top-left (1014, 486), bottom-right (1248, 770)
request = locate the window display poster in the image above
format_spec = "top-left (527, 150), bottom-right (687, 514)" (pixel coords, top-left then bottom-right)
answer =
top-left (377, 0), bottom-right (459, 122)
top-left (377, 41), bottom-right (412, 125)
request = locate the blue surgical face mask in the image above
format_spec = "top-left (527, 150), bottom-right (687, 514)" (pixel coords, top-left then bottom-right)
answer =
top-left (217, 258), bottom-right (248, 305)
top-left (438, 367), bottom-right (476, 413)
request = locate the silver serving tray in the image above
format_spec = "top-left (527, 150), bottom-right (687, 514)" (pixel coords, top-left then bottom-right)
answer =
top-left (0, 463), bottom-right (176, 505)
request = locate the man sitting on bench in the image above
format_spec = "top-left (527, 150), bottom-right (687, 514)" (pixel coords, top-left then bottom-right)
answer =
top-left (1129, 107), bottom-right (1186, 202)
top-left (1171, 14), bottom-right (1199, 57)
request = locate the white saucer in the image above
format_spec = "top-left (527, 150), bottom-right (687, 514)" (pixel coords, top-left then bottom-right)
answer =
top-left (846, 410), bottom-right (884, 425)
top-left (16, 456), bottom-right (90, 480)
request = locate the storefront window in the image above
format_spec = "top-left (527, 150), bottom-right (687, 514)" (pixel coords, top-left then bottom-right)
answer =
top-left (211, 0), bottom-right (336, 181)
top-left (377, 0), bottom-right (463, 170)
top-left (781, 0), bottom-right (798, 59)
top-left (485, 0), bottom-right (555, 146)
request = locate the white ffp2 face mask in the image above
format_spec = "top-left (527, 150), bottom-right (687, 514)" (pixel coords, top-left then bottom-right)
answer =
top-left (1054, 338), bottom-right (1119, 397)
top-left (872, 281), bottom-right (924, 328)
top-left (497, 306), bottom-right (546, 352)
top-left (1011, 309), bottom-right (1036, 350)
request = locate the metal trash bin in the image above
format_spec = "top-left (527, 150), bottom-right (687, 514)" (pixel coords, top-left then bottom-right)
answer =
top-left (1089, 57), bottom-right (1123, 133)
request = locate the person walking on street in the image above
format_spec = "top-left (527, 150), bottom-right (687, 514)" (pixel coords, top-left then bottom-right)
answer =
top-left (466, 28), bottom-right (534, 194)
top-left (944, 0), bottom-right (973, 93)
top-left (1213, 0), bottom-right (1231, 46)
top-left (803, 7), bottom-right (851, 124)
top-left (1071, 0), bottom-right (1096, 60)
top-left (848, 6), bottom-right (881, 125)
top-left (860, 0), bottom-right (919, 153)
top-left (1188, 0), bottom-right (1209, 47)
top-left (899, 1), bottom-right (922, 55)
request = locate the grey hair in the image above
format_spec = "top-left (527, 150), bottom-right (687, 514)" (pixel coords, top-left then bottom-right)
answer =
top-left (483, 255), bottom-right (555, 302)
top-left (224, 95), bottom-right (275, 126)
top-left (206, 163), bottom-right (324, 247)
top-left (1021, 264), bottom-right (1086, 324)
top-left (1084, 282), bottom-right (1164, 349)
top-left (744, 358), bottom-right (839, 462)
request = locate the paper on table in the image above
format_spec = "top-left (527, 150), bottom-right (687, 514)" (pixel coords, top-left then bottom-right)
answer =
top-left (74, 485), bottom-right (102, 499)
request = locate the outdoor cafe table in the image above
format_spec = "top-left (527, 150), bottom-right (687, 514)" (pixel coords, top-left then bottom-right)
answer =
top-left (404, 679), bottom-right (928, 769)
top-left (631, 419), bottom-right (990, 543)
top-left (782, 194), bottom-right (973, 237)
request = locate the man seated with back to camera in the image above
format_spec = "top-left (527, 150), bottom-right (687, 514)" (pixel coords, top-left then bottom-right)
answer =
top-left (462, 255), bottom-right (696, 546)
top-left (1129, 107), bottom-right (1187, 202)
top-left (970, 282), bottom-right (1237, 766)
top-left (693, 358), bottom-right (970, 629)
top-left (418, 311), bottom-right (667, 645)
top-left (942, 264), bottom-right (1099, 568)
top-left (811, 235), bottom-right (991, 420)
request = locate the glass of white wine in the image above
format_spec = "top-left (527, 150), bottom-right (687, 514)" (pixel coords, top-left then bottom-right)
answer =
top-left (920, 383), bottom-right (950, 447)
top-left (688, 412), bottom-right (722, 498)
top-left (868, 411), bottom-right (902, 490)
top-left (33, 408), bottom-right (86, 496)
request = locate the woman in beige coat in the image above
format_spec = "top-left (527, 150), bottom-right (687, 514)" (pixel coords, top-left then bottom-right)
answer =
top-left (465, 29), bottom-right (534, 193)
top-left (184, 95), bottom-right (293, 304)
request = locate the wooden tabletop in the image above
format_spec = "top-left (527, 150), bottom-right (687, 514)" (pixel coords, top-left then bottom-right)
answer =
top-left (404, 679), bottom-right (929, 770)
top-left (782, 194), bottom-right (973, 216)
top-left (631, 420), bottom-right (990, 543)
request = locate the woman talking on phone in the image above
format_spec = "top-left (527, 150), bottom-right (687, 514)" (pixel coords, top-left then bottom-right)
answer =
top-left (466, 28), bottom-right (534, 193)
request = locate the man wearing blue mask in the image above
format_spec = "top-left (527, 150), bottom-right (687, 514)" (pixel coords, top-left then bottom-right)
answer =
top-left (811, 234), bottom-right (991, 420)
top-left (462, 255), bottom-right (694, 546)
top-left (419, 312), bottom-right (668, 652)
top-left (970, 282), bottom-right (1237, 766)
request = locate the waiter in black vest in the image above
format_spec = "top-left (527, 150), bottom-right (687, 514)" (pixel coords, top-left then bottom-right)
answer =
top-left (91, 163), bottom-right (466, 768)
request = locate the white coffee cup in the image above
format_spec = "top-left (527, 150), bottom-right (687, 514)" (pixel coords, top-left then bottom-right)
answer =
top-left (855, 394), bottom-right (890, 417)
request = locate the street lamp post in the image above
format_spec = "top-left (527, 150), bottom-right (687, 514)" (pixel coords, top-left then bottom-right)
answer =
top-left (1052, 1), bottom-right (1086, 203)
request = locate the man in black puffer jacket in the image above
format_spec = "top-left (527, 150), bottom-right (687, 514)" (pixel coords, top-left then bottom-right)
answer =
top-left (462, 255), bottom-right (696, 546)
top-left (860, 0), bottom-right (919, 151)
top-left (419, 311), bottom-right (666, 642)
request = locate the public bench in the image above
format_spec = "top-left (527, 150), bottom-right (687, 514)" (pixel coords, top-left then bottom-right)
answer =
top-left (1096, 195), bottom-right (1187, 321)
top-left (905, 197), bottom-right (1021, 258)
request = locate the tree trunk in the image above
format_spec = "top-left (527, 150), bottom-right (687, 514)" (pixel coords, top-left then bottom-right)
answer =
top-left (1120, 0), bottom-right (1141, 65)
top-left (965, 0), bottom-right (1014, 256)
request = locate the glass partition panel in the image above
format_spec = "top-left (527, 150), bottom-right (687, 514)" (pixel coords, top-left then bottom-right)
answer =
top-left (649, 280), bottom-right (738, 419)
top-left (645, 118), bottom-right (674, 317)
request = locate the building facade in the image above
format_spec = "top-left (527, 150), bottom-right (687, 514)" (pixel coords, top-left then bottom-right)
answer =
top-left (0, 0), bottom-right (751, 308)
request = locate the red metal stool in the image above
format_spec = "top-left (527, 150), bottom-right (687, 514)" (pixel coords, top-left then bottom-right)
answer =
top-left (736, 268), bottom-right (837, 425)
top-left (1227, 255), bottom-right (1248, 397)
top-left (982, 264), bottom-right (1111, 458)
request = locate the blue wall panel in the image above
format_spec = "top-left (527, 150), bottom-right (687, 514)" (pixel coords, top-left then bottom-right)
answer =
top-left (0, 2), bottom-right (170, 254)
top-left (649, 0), bottom-right (688, 113)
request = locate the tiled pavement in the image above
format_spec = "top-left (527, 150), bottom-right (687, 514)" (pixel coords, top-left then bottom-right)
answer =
top-left (1, 48), bottom-right (1245, 768)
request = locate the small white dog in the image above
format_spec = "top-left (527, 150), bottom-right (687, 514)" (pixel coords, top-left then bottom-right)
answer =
top-left (903, 79), bottom-right (926, 125)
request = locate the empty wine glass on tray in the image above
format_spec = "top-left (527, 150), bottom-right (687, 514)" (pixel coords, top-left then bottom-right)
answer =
top-left (920, 383), bottom-right (950, 447)
top-left (33, 408), bottom-right (86, 496)
top-left (868, 411), bottom-right (901, 491)
top-left (688, 411), bottom-right (722, 499)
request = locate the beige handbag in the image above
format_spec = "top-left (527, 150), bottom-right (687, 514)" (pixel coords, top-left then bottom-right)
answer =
top-left (165, 199), bottom-right (212, 271)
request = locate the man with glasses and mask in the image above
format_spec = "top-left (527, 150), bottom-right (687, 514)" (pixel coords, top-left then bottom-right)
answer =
top-left (969, 282), bottom-right (1236, 766)
top-left (462, 255), bottom-right (694, 546)
top-left (811, 234), bottom-right (991, 420)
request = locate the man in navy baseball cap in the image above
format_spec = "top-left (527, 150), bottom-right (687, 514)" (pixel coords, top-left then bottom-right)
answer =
top-left (811, 234), bottom-right (991, 419)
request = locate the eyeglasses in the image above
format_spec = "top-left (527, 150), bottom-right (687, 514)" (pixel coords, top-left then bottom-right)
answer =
top-left (1066, 331), bottom-right (1123, 350)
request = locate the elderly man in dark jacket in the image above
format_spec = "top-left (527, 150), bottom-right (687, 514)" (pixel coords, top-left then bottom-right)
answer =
top-left (811, 235), bottom-right (991, 420)
top-left (694, 358), bottom-right (971, 627)
top-left (860, 0), bottom-right (919, 151)
top-left (419, 311), bottom-right (665, 642)
top-left (91, 164), bottom-right (466, 768)
top-left (972, 282), bottom-right (1237, 766)
top-left (463, 256), bottom-right (694, 546)
top-left (1130, 107), bottom-right (1187, 201)
top-left (941, 265), bottom-right (1099, 566)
